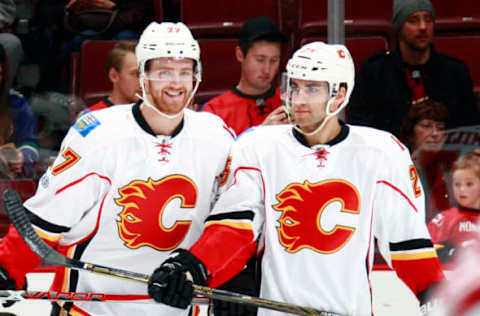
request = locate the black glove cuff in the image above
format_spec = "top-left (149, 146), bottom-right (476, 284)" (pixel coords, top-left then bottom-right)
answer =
top-left (165, 249), bottom-right (208, 285)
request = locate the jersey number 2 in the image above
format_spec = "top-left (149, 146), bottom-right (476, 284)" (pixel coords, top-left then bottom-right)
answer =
top-left (409, 165), bottom-right (422, 197)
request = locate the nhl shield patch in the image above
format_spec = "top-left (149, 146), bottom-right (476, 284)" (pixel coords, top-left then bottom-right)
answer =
top-left (74, 113), bottom-right (101, 137)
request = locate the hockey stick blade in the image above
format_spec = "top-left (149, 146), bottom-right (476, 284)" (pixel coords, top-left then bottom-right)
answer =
top-left (3, 190), bottom-right (344, 316)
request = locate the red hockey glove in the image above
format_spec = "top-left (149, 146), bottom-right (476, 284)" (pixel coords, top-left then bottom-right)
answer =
top-left (0, 266), bottom-right (27, 308)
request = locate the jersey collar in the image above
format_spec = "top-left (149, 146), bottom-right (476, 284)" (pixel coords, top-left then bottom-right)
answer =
top-left (232, 85), bottom-right (275, 101)
top-left (103, 96), bottom-right (114, 107)
top-left (132, 102), bottom-right (184, 138)
top-left (455, 204), bottom-right (480, 214)
top-left (292, 121), bottom-right (349, 148)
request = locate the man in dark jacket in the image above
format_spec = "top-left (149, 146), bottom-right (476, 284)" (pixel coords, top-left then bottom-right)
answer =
top-left (347, 0), bottom-right (480, 137)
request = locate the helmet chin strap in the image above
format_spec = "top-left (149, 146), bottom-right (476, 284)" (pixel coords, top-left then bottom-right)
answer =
top-left (137, 77), bottom-right (200, 120)
top-left (290, 96), bottom-right (341, 137)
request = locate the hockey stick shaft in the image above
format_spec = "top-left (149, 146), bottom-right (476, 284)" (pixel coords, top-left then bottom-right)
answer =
top-left (3, 190), bottom-right (343, 316)
top-left (0, 290), bottom-right (153, 303)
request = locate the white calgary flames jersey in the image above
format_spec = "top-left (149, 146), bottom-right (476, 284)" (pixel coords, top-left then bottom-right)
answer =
top-left (194, 123), bottom-right (442, 316)
top-left (24, 104), bottom-right (233, 315)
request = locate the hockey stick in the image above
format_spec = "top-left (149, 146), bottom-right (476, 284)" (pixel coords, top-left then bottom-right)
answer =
top-left (0, 290), bottom-right (153, 303)
top-left (3, 190), bottom-right (343, 316)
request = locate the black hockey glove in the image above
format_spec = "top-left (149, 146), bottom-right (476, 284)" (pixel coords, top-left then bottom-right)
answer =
top-left (435, 242), bottom-right (457, 264)
top-left (418, 282), bottom-right (440, 316)
top-left (0, 266), bottom-right (26, 308)
top-left (211, 257), bottom-right (258, 316)
top-left (148, 249), bottom-right (208, 309)
top-left (212, 288), bottom-right (258, 316)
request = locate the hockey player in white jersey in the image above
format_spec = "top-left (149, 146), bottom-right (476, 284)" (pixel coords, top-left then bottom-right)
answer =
top-left (0, 22), bottom-right (234, 315)
top-left (148, 41), bottom-right (445, 315)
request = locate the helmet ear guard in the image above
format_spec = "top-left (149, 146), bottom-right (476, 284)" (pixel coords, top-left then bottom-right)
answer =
top-left (136, 22), bottom-right (202, 119)
top-left (284, 41), bottom-right (354, 136)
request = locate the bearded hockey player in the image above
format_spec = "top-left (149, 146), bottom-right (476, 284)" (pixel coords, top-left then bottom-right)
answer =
top-left (0, 21), bottom-right (233, 315)
top-left (148, 41), bottom-right (445, 315)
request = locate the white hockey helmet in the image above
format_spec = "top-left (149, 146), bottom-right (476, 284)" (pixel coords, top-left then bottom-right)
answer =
top-left (136, 22), bottom-right (202, 119)
top-left (285, 41), bottom-right (355, 135)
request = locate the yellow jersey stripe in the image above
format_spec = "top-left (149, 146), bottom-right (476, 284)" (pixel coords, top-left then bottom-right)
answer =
top-left (204, 221), bottom-right (253, 231)
top-left (34, 228), bottom-right (63, 242)
top-left (391, 251), bottom-right (438, 261)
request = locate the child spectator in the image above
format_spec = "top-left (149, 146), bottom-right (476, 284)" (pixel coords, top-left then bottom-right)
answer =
top-left (428, 150), bottom-right (480, 263)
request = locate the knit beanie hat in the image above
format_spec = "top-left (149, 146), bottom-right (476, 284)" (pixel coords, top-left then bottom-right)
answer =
top-left (392, 0), bottom-right (435, 31)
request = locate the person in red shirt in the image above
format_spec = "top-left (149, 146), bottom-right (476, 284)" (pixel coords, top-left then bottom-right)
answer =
top-left (203, 16), bottom-right (289, 135)
top-left (428, 149), bottom-right (480, 263)
top-left (84, 40), bottom-right (141, 113)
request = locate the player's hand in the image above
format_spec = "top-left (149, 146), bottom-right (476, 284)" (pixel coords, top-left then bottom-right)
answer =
top-left (261, 106), bottom-right (289, 126)
top-left (148, 249), bottom-right (208, 309)
top-left (0, 266), bottom-right (24, 308)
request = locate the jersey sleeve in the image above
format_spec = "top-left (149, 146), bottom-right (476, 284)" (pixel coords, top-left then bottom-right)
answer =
top-left (190, 136), bottom-right (264, 288)
top-left (24, 113), bottom-right (112, 242)
top-left (373, 137), bottom-right (444, 298)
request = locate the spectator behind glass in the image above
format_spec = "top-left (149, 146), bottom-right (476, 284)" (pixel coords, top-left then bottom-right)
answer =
top-left (0, 109), bottom-right (17, 178)
top-left (31, 0), bottom-right (151, 93)
top-left (399, 99), bottom-right (449, 223)
top-left (347, 0), bottom-right (480, 138)
top-left (82, 40), bottom-right (140, 113)
top-left (203, 16), bottom-right (289, 135)
top-left (0, 44), bottom-right (38, 178)
top-left (0, 0), bottom-right (25, 90)
top-left (64, 0), bottom-right (152, 41)
top-left (427, 150), bottom-right (480, 264)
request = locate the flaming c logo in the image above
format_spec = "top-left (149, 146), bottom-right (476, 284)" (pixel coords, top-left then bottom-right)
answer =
top-left (115, 175), bottom-right (197, 251)
top-left (273, 180), bottom-right (360, 254)
top-left (219, 156), bottom-right (232, 187)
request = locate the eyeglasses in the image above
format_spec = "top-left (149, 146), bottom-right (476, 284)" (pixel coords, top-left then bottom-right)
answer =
top-left (144, 69), bottom-right (195, 82)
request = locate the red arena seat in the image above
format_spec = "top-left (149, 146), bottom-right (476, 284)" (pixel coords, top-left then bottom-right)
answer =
top-left (432, 0), bottom-right (480, 31)
top-left (0, 179), bottom-right (37, 237)
top-left (433, 35), bottom-right (480, 97)
top-left (181, 0), bottom-right (282, 36)
top-left (78, 40), bottom-right (116, 106)
top-left (300, 36), bottom-right (389, 74)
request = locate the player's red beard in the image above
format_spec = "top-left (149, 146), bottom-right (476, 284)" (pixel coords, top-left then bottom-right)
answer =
top-left (147, 83), bottom-right (193, 115)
